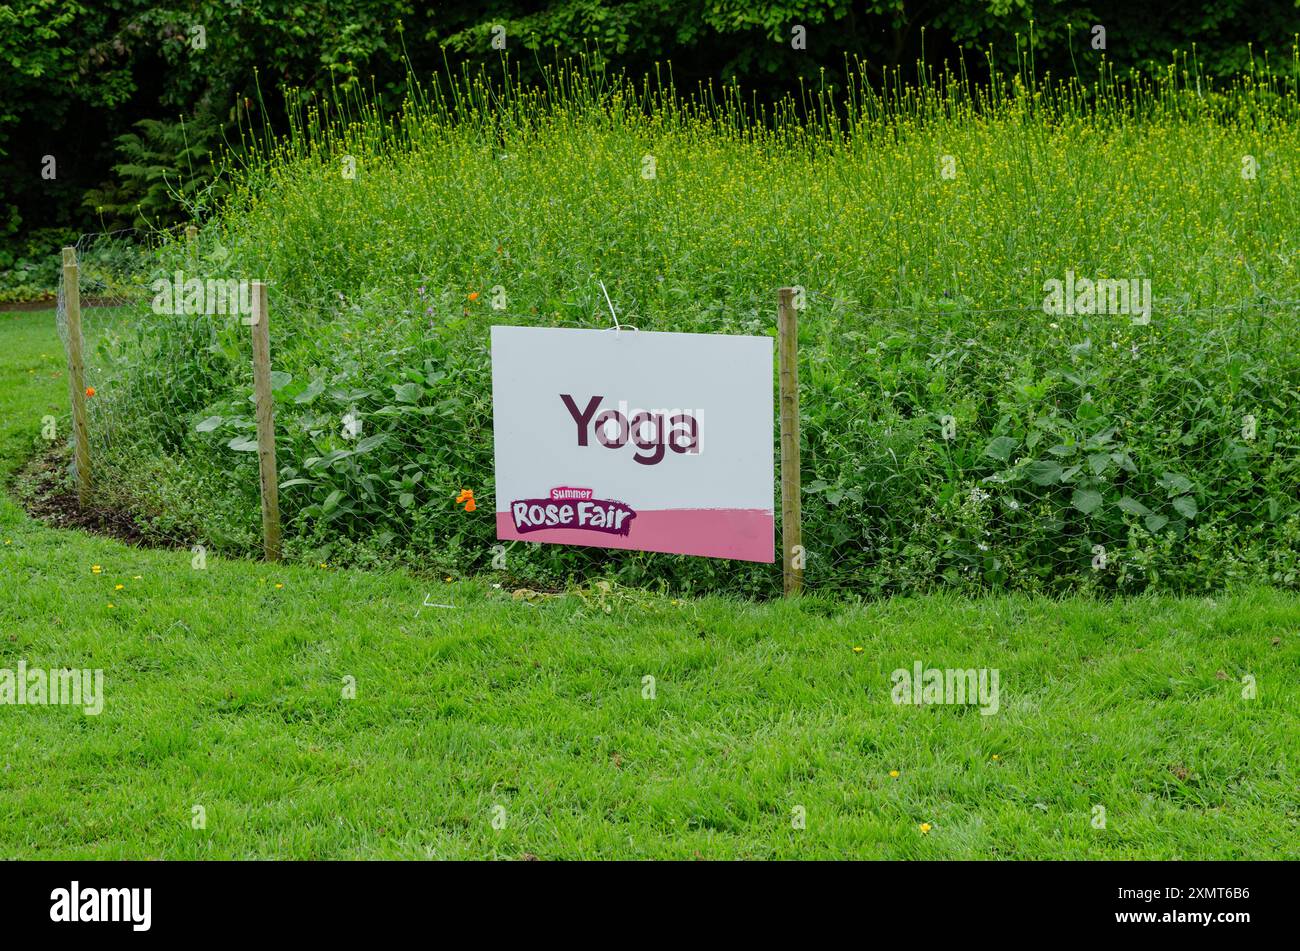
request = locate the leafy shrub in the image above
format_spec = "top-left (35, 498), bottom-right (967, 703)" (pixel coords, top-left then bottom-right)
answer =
top-left (77, 58), bottom-right (1300, 597)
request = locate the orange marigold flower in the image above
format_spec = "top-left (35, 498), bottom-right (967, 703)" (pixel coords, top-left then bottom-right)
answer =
top-left (467, 291), bottom-right (480, 301)
top-left (85, 386), bottom-right (95, 397)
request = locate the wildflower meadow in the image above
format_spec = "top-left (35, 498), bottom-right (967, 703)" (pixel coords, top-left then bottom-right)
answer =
top-left (60, 56), bottom-right (1300, 601)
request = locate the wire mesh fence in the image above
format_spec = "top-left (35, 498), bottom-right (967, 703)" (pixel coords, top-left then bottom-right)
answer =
top-left (46, 227), bottom-right (1300, 599)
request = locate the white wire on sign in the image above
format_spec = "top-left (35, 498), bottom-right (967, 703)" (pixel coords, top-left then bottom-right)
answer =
top-left (596, 278), bottom-right (638, 333)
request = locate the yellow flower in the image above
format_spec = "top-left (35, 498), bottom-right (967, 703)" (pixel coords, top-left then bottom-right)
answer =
top-left (919, 823), bottom-right (932, 834)
top-left (114, 584), bottom-right (124, 591)
top-left (91, 565), bottom-right (102, 574)
top-left (107, 603), bottom-right (115, 609)
top-left (132, 575), bottom-right (142, 580)
top-left (991, 754), bottom-right (1000, 761)
top-left (889, 770), bottom-right (900, 778)
top-left (275, 583), bottom-right (283, 589)
top-left (852, 646), bottom-right (864, 654)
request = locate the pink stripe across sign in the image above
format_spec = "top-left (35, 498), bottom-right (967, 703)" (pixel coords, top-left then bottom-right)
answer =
top-left (496, 508), bottom-right (774, 562)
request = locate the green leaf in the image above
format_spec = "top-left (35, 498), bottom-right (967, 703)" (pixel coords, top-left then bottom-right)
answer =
top-left (270, 370), bottom-right (293, 390)
top-left (1118, 496), bottom-right (1151, 517)
top-left (1087, 452), bottom-right (1111, 476)
top-left (1172, 494), bottom-right (1198, 519)
top-left (983, 436), bottom-right (1018, 462)
top-left (195, 415), bottom-right (223, 433)
top-left (1024, 460), bottom-right (1063, 485)
top-left (393, 382), bottom-right (423, 404)
top-left (1144, 514), bottom-right (1170, 533)
top-left (279, 478), bottom-right (314, 489)
top-left (320, 449), bottom-right (354, 467)
top-left (227, 435), bottom-right (259, 452)
top-left (1084, 427), bottom-right (1116, 449)
top-left (354, 433), bottom-right (388, 453)
top-left (295, 378), bottom-right (325, 404)
top-left (1071, 488), bottom-right (1103, 515)
top-left (1159, 471), bottom-right (1194, 496)
top-left (322, 489), bottom-right (342, 513)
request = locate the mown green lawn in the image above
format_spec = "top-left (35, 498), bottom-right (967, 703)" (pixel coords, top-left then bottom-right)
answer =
top-left (0, 308), bottom-right (1296, 859)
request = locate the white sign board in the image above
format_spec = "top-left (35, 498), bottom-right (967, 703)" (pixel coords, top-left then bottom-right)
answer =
top-left (491, 325), bottom-right (774, 562)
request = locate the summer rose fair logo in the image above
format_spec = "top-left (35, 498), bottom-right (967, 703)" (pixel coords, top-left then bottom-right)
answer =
top-left (511, 487), bottom-right (636, 535)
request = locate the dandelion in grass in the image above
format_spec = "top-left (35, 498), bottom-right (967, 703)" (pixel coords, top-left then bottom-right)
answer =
top-left (890, 770), bottom-right (900, 779)
top-left (919, 823), bottom-right (932, 834)
top-left (852, 646), bottom-right (864, 654)
top-left (114, 584), bottom-right (124, 591)
top-left (91, 564), bottom-right (102, 574)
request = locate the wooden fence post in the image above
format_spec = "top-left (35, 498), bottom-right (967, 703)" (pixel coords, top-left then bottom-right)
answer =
top-left (249, 281), bottom-right (281, 561)
top-left (778, 287), bottom-right (803, 595)
top-left (61, 247), bottom-right (92, 506)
